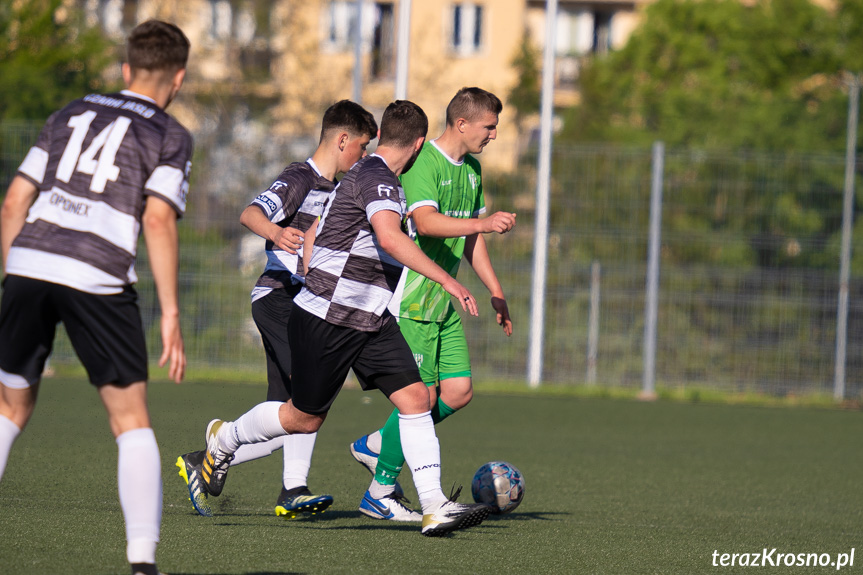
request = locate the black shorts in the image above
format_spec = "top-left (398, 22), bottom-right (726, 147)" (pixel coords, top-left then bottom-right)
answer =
top-left (0, 275), bottom-right (147, 387)
top-left (287, 305), bottom-right (421, 415)
top-left (251, 284), bottom-right (302, 402)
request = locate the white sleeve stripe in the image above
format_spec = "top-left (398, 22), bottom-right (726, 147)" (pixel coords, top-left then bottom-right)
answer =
top-left (18, 147), bottom-right (49, 184)
top-left (145, 165), bottom-right (186, 212)
top-left (407, 199), bottom-right (438, 212)
top-left (366, 200), bottom-right (402, 221)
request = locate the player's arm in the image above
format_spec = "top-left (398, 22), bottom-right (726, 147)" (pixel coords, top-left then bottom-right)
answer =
top-left (371, 209), bottom-right (479, 317)
top-left (411, 205), bottom-right (516, 238)
top-left (464, 233), bottom-right (512, 336)
top-left (142, 196), bottom-right (186, 384)
top-left (239, 204), bottom-right (303, 255)
top-left (0, 175), bottom-right (39, 270)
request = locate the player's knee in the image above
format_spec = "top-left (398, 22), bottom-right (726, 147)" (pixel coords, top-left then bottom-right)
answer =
top-left (281, 403), bottom-right (325, 434)
top-left (0, 385), bottom-right (38, 429)
top-left (390, 382), bottom-right (432, 414)
top-left (440, 380), bottom-right (473, 410)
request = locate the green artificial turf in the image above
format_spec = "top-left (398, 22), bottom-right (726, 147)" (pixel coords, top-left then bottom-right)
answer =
top-left (1, 379), bottom-right (860, 574)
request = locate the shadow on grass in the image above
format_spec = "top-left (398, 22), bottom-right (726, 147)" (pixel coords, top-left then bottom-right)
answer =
top-left (167, 572), bottom-right (302, 575)
top-left (484, 510), bottom-right (567, 522)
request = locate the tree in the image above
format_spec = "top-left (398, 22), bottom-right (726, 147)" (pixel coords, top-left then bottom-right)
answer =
top-left (563, 0), bottom-right (847, 152)
top-left (508, 33), bottom-right (542, 133)
top-left (0, 0), bottom-right (116, 122)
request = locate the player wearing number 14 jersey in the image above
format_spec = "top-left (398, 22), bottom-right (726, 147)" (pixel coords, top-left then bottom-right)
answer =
top-left (0, 20), bottom-right (191, 575)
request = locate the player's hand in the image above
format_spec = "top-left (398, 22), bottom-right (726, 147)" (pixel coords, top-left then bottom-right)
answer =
top-left (491, 296), bottom-right (513, 336)
top-left (159, 314), bottom-right (186, 384)
top-left (442, 278), bottom-right (479, 317)
top-left (481, 211), bottom-right (516, 234)
top-left (271, 226), bottom-right (304, 254)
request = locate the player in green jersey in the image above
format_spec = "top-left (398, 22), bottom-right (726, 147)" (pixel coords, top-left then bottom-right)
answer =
top-left (349, 88), bottom-right (517, 520)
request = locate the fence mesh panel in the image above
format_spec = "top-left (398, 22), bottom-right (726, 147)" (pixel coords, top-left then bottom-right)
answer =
top-left (2, 120), bottom-right (861, 397)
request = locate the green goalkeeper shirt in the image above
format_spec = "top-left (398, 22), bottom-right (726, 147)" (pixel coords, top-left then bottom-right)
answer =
top-left (396, 140), bottom-right (486, 322)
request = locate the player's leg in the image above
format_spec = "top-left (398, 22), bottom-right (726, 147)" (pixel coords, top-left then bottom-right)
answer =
top-left (60, 284), bottom-right (162, 574)
top-left (353, 317), bottom-right (490, 534)
top-left (174, 293), bottom-right (287, 516)
top-left (0, 383), bottom-right (38, 481)
top-left (0, 276), bottom-right (59, 480)
top-left (362, 316), bottom-right (455, 496)
top-left (233, 289), bottom-right (295, 467)
top-left (352, 321), bottom-right (431, 521)
top-left (98, 382), bottom-right (162, 573)
top-left (201, 305), bottom-right (355, 497)
top-left (431, 307), bottom-right (473, 414)
top-left (251, 288), bottom-right (332, 517)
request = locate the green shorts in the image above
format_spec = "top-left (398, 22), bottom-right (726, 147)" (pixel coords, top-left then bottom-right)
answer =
top-left (397, 306), bottom-right (471, 386)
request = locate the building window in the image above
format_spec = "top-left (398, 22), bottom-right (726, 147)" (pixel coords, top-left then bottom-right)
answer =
top-left (87, 0), bottom-right (134, 37)
top-left (450, 3), bottom-right (484, 56)
top-left (323, 1), bottom-right (358, 51)
top-left (555, 7), bottom-right (613, 57)
top-left (553, 7), bottom-right (614, 88)
top-left (371, 3), bottom-right (395, 79)
top-left (209, 0), bottom-right (233, 41)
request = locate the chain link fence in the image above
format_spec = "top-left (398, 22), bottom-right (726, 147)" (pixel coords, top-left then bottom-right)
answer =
top-left (2, 120), bottom-right (861, 398)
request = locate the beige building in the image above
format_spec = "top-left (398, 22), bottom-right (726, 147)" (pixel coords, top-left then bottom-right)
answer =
top-left (82, 0), bottom-right (650, 170)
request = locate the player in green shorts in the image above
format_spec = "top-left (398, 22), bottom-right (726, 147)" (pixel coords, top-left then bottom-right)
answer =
top-left (349, 87), bottom-right (517, 520)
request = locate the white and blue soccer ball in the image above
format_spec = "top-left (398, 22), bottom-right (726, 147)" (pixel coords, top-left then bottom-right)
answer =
top-left (471, 461), bottom-right (525, 514)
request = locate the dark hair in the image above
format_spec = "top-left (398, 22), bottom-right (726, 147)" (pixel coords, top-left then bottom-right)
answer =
top-left (319, 100), bottom-right (378, 143)
top-left (377, 100), bottom-right (428, 148)
top-left (445, 87), bottom-right (503, 126)
top-left (126, 20), bottom-right (190, 72)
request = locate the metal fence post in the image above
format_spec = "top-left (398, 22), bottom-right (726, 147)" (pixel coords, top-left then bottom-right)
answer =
top-left (394, 0), bottom-right (412, 100)
top-left (352, 0), bottom-right (364, 105)
top-left (642, 141), bottom-right (664, 400)
top-left (587, 261), bottom-right (601, 384)
top-left (526, 0), bottom-right (558, 388)
top-left (834, 74), bottom-right (860, 401)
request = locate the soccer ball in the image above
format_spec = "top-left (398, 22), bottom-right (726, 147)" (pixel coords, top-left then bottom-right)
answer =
top-left (471, 461), bottom-right (525, 514)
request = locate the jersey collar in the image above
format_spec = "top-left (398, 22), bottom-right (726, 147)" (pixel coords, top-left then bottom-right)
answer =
top-left (120, 89), bottom-right (157, 105)
top-left (306, 157), bottom-right (323, 177)
top-left (430, 139), bottom-right (464, 166)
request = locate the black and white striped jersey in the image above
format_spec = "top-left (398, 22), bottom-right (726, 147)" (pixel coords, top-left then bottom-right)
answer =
top-left (8, 90), bottom-right (192, 295)
top-left (248, 159), bottom-right (335, 302)
top-left (295, 154), bottom-right (406, 332)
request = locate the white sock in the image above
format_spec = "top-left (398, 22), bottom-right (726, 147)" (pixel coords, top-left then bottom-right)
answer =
top-left (368, 478), bottom-right (395, 499)
top-left (117, 428), bottom-right (161, 564)
top-left (366, 429), bottom-right (383, 453)
top-left (230, 437), bottom-right (283, 466)
top-left (0, 415), bottom-right (21, 482)
top-left (398, 411), bottom-right (445, 512)
top-left (221, 401), bottom-right (286, 453)
top-left (282, 432), bottom-right (317, 490)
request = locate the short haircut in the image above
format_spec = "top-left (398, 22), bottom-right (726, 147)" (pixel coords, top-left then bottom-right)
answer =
top-left (377, 100), bottom-right (428, 148)
top-left (445, 87), bottom-right (503, 126)
top-left (126, 20), bottom-right (190, 72)
top-left (319, 100), bottom-right (378, 143)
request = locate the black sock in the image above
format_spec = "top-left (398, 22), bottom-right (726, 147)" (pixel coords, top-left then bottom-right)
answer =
top-left (130, 563), bottom-right (159, 575)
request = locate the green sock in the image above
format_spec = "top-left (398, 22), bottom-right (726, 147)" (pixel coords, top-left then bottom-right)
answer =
top-left (431, 396), bottom-right (457, 422)
top-left (374, 409), bottom-right (402, 486)
top-left (373, 397), bottom-right (458, 486)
